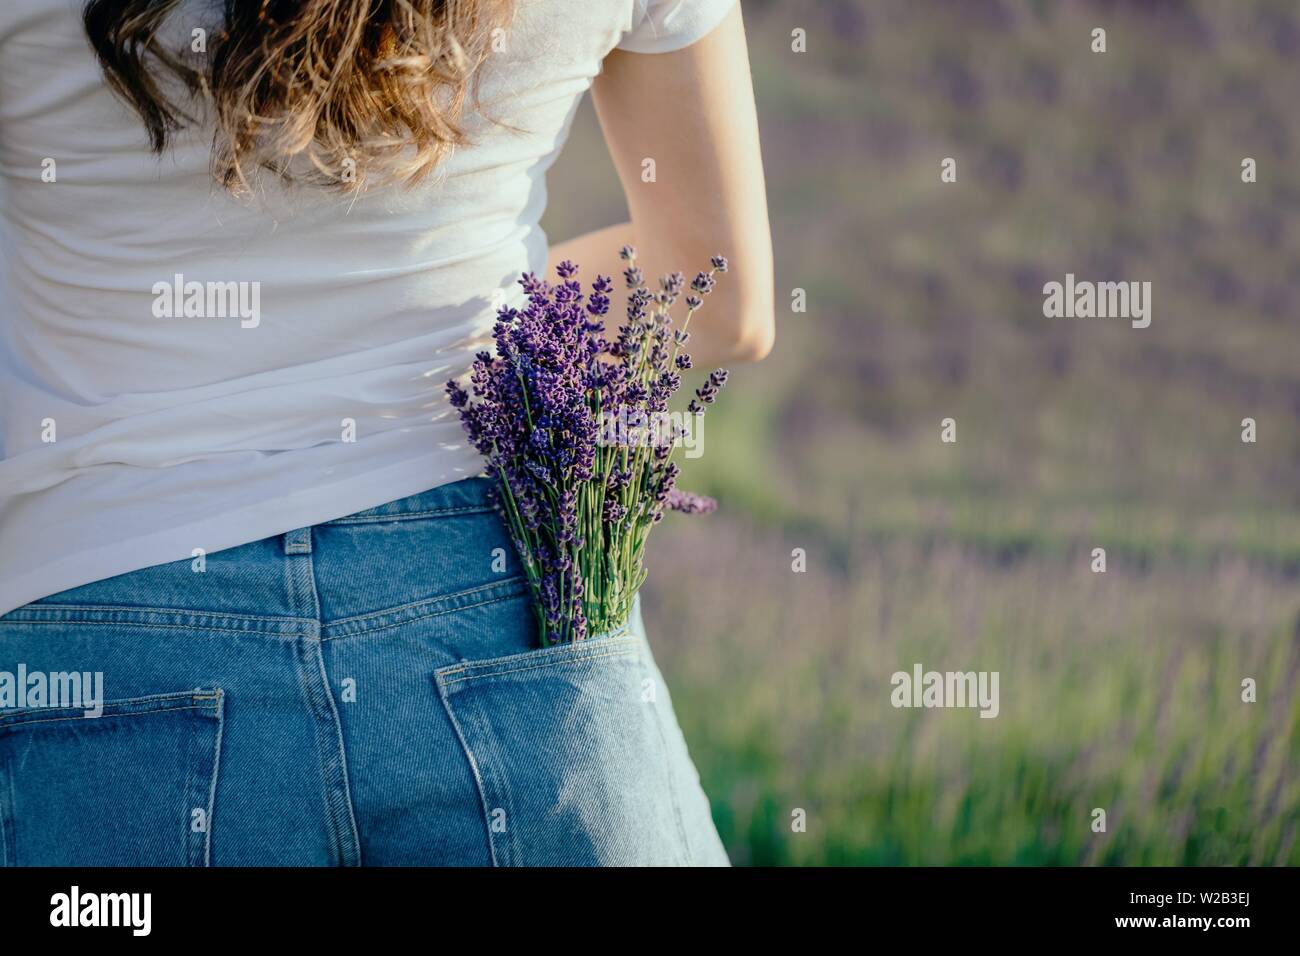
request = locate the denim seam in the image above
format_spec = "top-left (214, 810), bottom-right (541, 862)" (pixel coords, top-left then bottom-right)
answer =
top-left (3, 585), bottom-right (528, 639)
top-left (438, 642), bottom-right (640, 687)
top-left (324, 505), bottom-right (496, 525)
top-left (1, 608), bottom-right (313, 636)
top-left (202, 690), bottom-right (225, 867)
top-left (462, 702), bottom-right (519, 866)
top-left (433, 676), bottom-right (501, 867)
top-left (646, 684), bottom-right (693, 865)
top-left (0, 689), bottom-right (219, 723)
top-left (0, 620), bottom-right (310, 638)
top-left (321, 579), bottom-right (528, 641)
top-left (0, 758), bottom-right (13, 867)
top-left (0, 704), bottom-right (217, 732)
top-left (325, 578), bottom-right (523, 629)
top-left (284, 541), bottom-right (320, 627)
top-left (184, 707), bottom-right (201, 866)
top-left (285, 546), bottom-right (363, 867)
top-left (300, 639), bottom-right (363, 867)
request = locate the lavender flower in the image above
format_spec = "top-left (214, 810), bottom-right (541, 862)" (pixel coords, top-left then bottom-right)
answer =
top-left (695, 368), bottom-right (729, 405)
top-left (666, 489), bottom-right (717, 515)
top-left (447, 246), bottom-right (730, 646)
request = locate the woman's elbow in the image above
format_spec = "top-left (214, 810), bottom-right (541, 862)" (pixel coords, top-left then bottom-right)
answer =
top-left (729, 311), bottom-right (775, 362)
top-left (723, 247), bottom-right (775, 363)
top-left (725, 275), bottom-right (776, 362)
top-left (702, 304), bottom-right (774, 364)
top-left (675, 243), bottom-right (775, 362)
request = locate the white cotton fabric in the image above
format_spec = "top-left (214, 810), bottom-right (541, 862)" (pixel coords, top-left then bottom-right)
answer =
top-left (0, 0), bottom-right (738, 614)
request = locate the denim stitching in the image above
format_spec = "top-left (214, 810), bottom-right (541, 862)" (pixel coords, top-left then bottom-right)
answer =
top-left (0, 704), bottom-right (216, 732)
top-left (462, 696), bottom-right (519, 866)
top-left (324, 578), bottom-right (523, 630)
top-left (0, 686), bottom-right (215, 717)
top-left (321, 579), bottom-right (528, 641)
top-left (645, 680), bottom-right (692, 864)
top-left (183, 708), bottom-right (200, 866)
top-left (0, 689), bottom-right (218, 722)
top-left (324, 505), bottom-right (496, 525)
top-left (438, 641), bottom-right (640, 687)
top-left (1, 582), bottom-right (529, 640)
top-left (0, 621), bottom-right (314, 643)
top-left (4, 604), bottom-right (309, 624)
top-left (324, 591), bottom-right (526, 641)
top-left (2, 606), bottom-right (313, 635)
top-left (202, 690), bottom-right (225, 867)
top-left (283, 543), bottom-right (363, 867)
top-left (303, 638), bottom-right (363, 866)
top-left (436, 628), bottom-right (635, 678)
top-left (433, 675), bottom-right (500, 867)
top-left (0, 758), bottom-right (13, 867)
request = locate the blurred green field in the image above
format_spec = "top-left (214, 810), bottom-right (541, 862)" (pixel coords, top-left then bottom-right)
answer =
top-left (542, 0), bottom-right (1300, 865)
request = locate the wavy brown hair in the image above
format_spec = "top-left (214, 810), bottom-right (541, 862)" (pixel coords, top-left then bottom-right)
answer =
top-left (83, 0), bottom-right (514, 193)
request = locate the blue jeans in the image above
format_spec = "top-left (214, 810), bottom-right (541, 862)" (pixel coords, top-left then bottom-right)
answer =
top-left (0, 477), bottom-right (728, 866)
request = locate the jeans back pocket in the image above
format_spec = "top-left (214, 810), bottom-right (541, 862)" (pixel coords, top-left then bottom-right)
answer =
top-left (435, 631), bottom-right (695, 866)
top-left (0, 689), bottom-right (224, 866)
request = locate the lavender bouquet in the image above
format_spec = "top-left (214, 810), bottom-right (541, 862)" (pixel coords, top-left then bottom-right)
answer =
top-left (447, 246), bottom-right (729, 646)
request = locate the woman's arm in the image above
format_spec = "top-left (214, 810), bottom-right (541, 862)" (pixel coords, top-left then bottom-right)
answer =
top-left (548, 4), bottom-right (775, 364)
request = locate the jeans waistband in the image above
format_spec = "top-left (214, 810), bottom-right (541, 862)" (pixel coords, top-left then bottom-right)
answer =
top-left (315, 475), bottom-right (494, 527)
top-left (5, 473), bottom-right (519, 635)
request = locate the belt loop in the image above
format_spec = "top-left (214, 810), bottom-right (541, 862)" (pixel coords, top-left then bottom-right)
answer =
top-left (283, 526), bottom-right (313, 555)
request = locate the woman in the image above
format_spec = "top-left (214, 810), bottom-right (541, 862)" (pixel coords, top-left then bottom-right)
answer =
top-left (0, 0), bottom-right (772, 866)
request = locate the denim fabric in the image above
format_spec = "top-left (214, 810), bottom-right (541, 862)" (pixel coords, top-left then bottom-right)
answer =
top-left (0, 477), bottom-right (728, 866)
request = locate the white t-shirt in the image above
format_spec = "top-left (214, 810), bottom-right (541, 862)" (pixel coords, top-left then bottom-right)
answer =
top-left (0, 0), bottom-right (737, 615)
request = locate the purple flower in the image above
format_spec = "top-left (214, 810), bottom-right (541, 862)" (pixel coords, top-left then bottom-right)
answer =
top-left (694, 368), bottom-right (729, 405)
top-left (447, 247), bottom-right (731, 646)
top-left (666, 489), bottom-right (717, 515)
top-left (690, 272), bottom-right (715, 295)
top-left (603, 498), bottom-right (628, 524)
